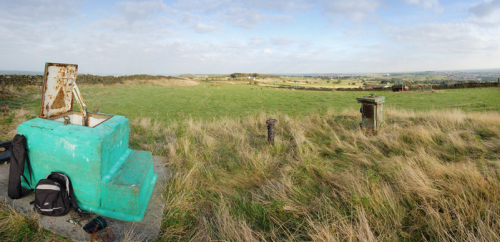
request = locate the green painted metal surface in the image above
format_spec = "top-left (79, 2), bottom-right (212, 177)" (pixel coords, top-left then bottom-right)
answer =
top-left (356, 93), bottom-right (385, 130)
top-left (17, 115), bottom-right (157, 222)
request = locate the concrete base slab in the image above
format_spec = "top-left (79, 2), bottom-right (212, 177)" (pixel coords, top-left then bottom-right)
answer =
top-left (0, 156), bottom-right (169, 241)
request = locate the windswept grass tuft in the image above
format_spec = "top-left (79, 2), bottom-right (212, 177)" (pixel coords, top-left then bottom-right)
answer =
top-left (0, 201), bottom-right (63, 241)
top-left (0, 108), bottom-right (37, 141)
top-left (130, 108), bottom-right (500, 241)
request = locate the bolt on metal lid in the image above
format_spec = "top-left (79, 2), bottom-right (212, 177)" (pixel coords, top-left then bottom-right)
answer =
top-left (266, 119), bottom-right (277, 125)
top-left (356, 93), bottom-right (385, 104)
top-left (39, 63), bottom-right (78, 119)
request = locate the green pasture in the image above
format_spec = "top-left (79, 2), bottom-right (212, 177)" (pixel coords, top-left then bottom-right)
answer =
top-left (2, 85), bottom-right (499, 123)
top-left (80, 85), bottom-right (499, 122)
top-left (371, 73), bottom-right (447, 81)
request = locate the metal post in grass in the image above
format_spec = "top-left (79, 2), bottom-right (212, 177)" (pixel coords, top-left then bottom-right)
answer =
top-left (356, 93), bottom-right (385, 132)
top-left (266, 119), bottom-right (277, 145)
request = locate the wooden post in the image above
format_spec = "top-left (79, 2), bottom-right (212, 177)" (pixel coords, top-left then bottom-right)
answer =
top-left (1, 80), bottom-right (5, 94)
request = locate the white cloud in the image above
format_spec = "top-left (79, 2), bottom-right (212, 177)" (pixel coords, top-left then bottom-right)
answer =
top-left (180, 12), bottom-right (219, 33)
top-left (222, 8), bottom-right (268, 29)
top-left (243, 0), bottom-right (313, 12)
top-left (248, 37), bottom-right (268, 47)
top-left (0, 0), bottom-right (83, 68)
top-left (94, 15), bottom-right (175, 34)
top-left (0, 0), bottom-right (81, 23)
top-left (468, 0), bottom-right (500, 27)
top-left (271, 37), bottom-right (299, 45)
top-left (320, 0), bottom-right (381, 21)
top-left (190, 22), bottom-right (219, 33)
top-left (117, 0), bottom-right (169, 23)
top-left (469, 0), bottom-right (500, 17)
top-left (2, 0), bottom-right (500, 74)
top-left (172, 0), bottom-right (235, 13)
top-left (271, 15), bottom-right (295, 24)
top-left (172, 0), bottom-right (312, 13)
top-left (388, 22), bottom-right (500, 55)
top-left (170, 0), bottom-right (383, 28)
top-left (401, 0), bottom-right (443, 12)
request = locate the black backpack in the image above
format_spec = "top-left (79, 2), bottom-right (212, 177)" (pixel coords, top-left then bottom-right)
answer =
top-left (33, 172), bottom-right (84, 216)
top-left (8, 134), bottom-right (33, 199)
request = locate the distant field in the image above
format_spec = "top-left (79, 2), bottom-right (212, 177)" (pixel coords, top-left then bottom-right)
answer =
top-left (2, 84), bottom-right (498, 124)
top-left (371, 73), bottom-right (447, 81)
top-left (76, 85), bottom-right (500, 122)
top-left (259, 80), bottom-right (362, 88)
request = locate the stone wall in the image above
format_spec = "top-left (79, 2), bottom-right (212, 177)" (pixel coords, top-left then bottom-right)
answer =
top-left (432, 82), bottom-right (500, 89)
top-left (274, 85), bottom-right (391, 92)
top-left (0, 74), bottom-right (173, 87)
top-left (0, 74), bottom-right (43, 86)
top-left (274, 83), bottom-right (500, 92)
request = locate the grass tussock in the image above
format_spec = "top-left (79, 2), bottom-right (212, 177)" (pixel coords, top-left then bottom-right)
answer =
top-left (130, 108), bottom-right (500, 241)
top-left (0, 201), bottom-right (61, 241)
top-left (0, 108), bottom-right (37, 142)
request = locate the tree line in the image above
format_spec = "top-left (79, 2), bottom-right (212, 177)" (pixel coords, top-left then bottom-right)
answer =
top-left (229, 73), bottom-right (279, 78)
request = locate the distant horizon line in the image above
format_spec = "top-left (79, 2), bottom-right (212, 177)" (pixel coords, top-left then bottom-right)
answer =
top-left (1, 67), bottom-right (499, 77)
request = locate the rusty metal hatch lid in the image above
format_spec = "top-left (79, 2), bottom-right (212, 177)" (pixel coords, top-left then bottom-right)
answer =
top-left (356, 93), bottom-right (385, 104)
top-left (39, 63), bottom-right (78, 119)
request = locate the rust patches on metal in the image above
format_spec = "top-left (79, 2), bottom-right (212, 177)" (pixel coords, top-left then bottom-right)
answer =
top-left (363, 104), bottom-right (374, 119)
top-left (50, 87), bottom-right (66, 109)
top-left (357, 93), bottom-right (385, 131)
top-left (39, 63), bottom-right (50, 118)
top-left (39, 63), bottom-right (77, 119)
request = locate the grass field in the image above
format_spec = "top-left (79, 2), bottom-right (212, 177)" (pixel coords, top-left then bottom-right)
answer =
top-left (259, 81), bottom-right (363, 88)
top-left (81, 84), bottom-right (500, 122)
top-left (3, 84), bottom-right (498, 126)
top-left (371, 73), bottom-right (447, 81)
top-left (1, 83), bottom-right (500, 241)
top-left (1, 84), bottom-right (499, 140)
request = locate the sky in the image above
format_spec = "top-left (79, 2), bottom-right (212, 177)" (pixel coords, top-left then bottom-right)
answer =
top-left (0, 0), bottom-right (499, 75)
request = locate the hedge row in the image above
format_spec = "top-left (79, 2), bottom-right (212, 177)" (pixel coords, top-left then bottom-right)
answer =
top-left (272, 82), bottom-right (499, 92)
top-left (0, 74), bottom-right (175, 86)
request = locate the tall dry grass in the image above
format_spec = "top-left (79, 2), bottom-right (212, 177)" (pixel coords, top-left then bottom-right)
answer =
top-left (130, 108), bottom-right (500, 241)
top-left (1, 101), bottom-right (499, 241)
top-left (0, 108), bottom-right (37, 142)
top-left (0, 200), bottom-right (62, 241)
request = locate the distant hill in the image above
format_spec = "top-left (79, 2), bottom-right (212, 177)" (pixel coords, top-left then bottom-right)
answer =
top-left (179, 74), bottom-right (196, 78)
top-left (1, 68), bottom-right (499, 77)
top-left (460, 68), bottom-right (500, 74)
